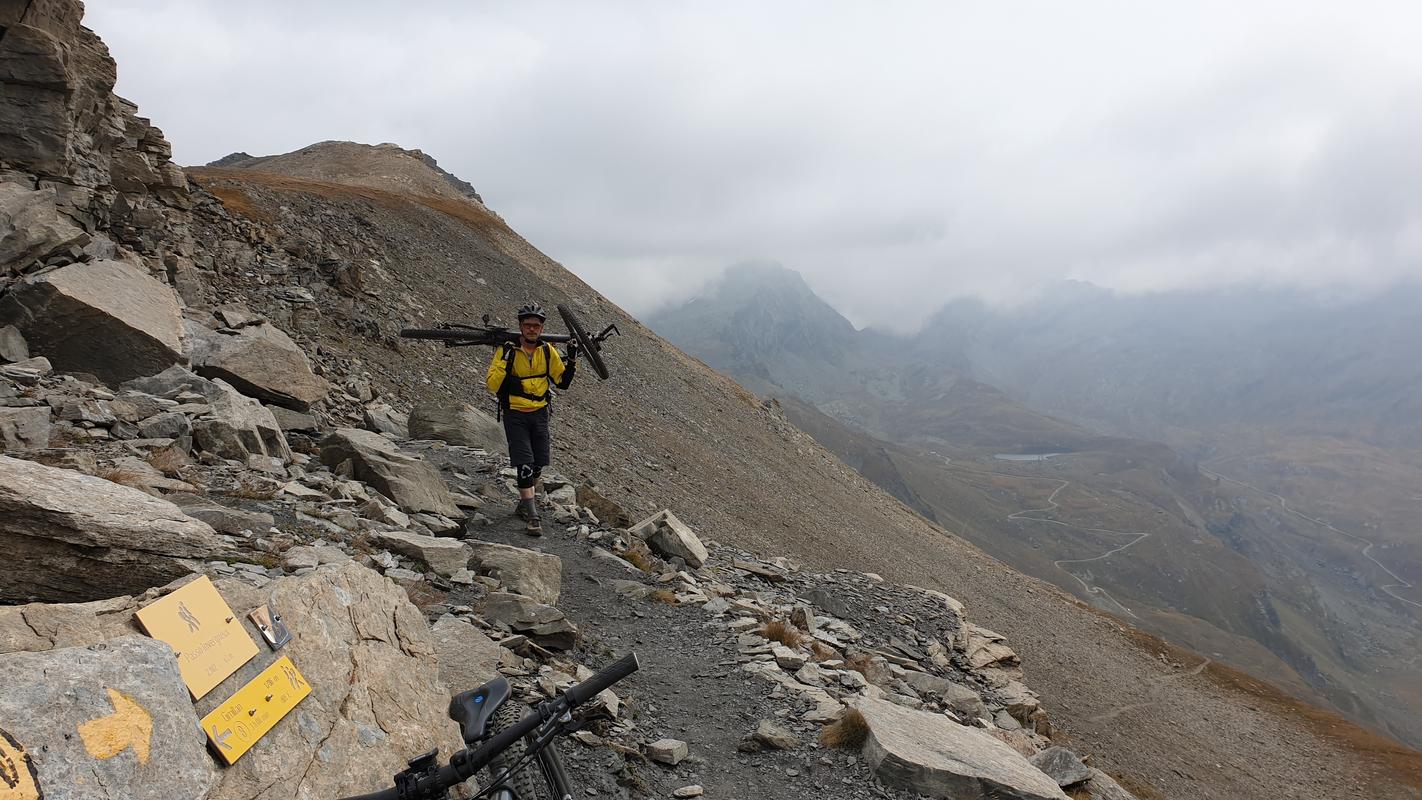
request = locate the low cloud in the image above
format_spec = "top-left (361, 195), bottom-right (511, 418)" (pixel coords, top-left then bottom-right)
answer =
top-left (90, 0), bottom-right (1422, 330)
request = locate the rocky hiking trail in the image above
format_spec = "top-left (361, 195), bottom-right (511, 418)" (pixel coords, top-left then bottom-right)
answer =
top-left (408, 439), bottom-right (1128, 800)
top-left (4, 2), bottom-right (1422, 796)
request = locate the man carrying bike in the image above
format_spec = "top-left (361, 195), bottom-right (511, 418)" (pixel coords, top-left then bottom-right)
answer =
top-left (485, 302), bottom-right (576, 534)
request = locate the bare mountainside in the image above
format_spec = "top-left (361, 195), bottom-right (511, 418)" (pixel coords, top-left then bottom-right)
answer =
top-left (185, 145), bottom-right (1422, 797)
top-left (649, 263), bottom-right (1422, 749)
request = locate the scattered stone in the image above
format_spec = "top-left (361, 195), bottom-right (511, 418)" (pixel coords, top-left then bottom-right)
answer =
top-left (191, 378), bottom-right (292, 462)
top-left (853, 696), bottom-right (1068, 800)
top-left (188, 321), bottom-right (329, 410)
top-left (646, 738), bottom-right (689, 766)
top-left (169, 497), bottom-right (274, 535)
top-left (0, 259), bottom-right (186, 383)
top-left (320, 428), bottom-right (461, 517)
top-left (1080, 769), bottom-right (1140, 800)
top-left (1030, 747), bottom-right (1093, 788)
top-left (0, 405), bottom-right (50, 451)
top-left (408, 401), bottom-right (501, 449)
top-left (363, 402), bottom-right (409, 438)
top-left (576, 483), bottom-right (632, 527)
top-left (269, 404), bottom-right (320, 433)
top-left (0, 455), bottom-right (229, 603)
top-left (750, 719), bottom-right (799, 750)
top-left (630, 509), bottom-right (709, 568)
top-left (370, 530), bottom-right (472, 578)
top-left (481, 592), bottom-right (577, 650)
top-left (0, 183), bottom-right (91, 276)
top-left (466, 540), bottom-right (563, 604)
top-left (672, 786), bottom-right (704, 798)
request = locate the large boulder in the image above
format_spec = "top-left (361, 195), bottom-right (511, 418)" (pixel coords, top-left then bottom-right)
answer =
top-left (467, 540), bottom-right (562, 604)
top-left (0, 455), bottom-right (230, 603)
top-left (853, 696), bottom-right (1068, 800)
top-left (0, 564), bottom-right (468, 800)
top-left (0, 636), bottom-right (217, 800)
top-left (576, 483), bottom-right (632, 527)
top-left (0, 259), bottom-right (186, 383)
top-left (630, 509), bottom-right (709, 569)
top-left (0, 183), bottom-right (89, 276)
top-left (188, 321), bottom-right (328, 410)
top-left (192, 378), bottom-right (293, 462)
top-left (0, 405), bottom-right (51, 451)
top-left (408, 401), bottom-right (502, 450)
top-left (319, 428), bottom-right (460, 517)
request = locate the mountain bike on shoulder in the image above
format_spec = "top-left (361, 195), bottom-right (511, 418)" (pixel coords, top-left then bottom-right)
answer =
top-left (339, 652), bottom-right (640, 800)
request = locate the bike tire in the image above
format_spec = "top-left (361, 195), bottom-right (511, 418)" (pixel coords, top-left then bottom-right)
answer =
top-left (556, 304), bottom-right (610, 380)
top-left (484, 702), bottom-right (551, 800)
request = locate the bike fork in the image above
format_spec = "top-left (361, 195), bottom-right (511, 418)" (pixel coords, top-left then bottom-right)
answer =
top-left (537, 740), bottom-right (573, 800)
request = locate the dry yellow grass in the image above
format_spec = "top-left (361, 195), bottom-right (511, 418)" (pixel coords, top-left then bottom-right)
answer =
top-left (818, 708), bottom-right (869, 749)
top-left (760, 618), bottom-right (806, 648)
top-left (648, 588), bottom-right (678, 605)
top-left (96, 467), bottom-right (147, 488)
top-left (145, 447), bottom-right (191, 478)
top-left (188, 167), bottom-right (508, 237)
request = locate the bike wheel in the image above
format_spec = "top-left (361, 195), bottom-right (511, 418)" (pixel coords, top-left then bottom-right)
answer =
top-left (556, 304), bottom-right (609, 380)
top-left (483, 702), bottom-right (551, 800)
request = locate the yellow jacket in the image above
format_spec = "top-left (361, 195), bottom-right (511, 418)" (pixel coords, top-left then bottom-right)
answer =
top-left (485, 343), bottom-right (568, 413)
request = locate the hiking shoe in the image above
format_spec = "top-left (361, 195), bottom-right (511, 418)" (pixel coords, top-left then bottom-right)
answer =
top-left (524, 503), bottom-right (543, 536)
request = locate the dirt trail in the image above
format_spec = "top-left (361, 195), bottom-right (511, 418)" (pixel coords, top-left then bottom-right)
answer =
top-left (1202, 466), bottom-right (1422, 611)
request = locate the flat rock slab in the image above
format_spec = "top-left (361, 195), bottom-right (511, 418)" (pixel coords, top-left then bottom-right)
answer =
top-left (0, 454), bottom-right (229, 603)
top-left (0, 635), bottom-right (217, 800)
top-left (467, 540), bottom-right (562, 604)
top-left (0, 259), bottom-right (185, 383)
top-left (854, 696), bottom-right (1068, 800)
top-left (371, 530), bottom-right (471, 577)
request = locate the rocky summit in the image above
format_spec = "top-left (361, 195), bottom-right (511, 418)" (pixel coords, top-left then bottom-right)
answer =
top-left (0, 3), bottom-right (1419, 800)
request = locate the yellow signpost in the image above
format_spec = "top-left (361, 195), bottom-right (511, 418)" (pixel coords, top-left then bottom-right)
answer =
top-left (200, 656), bottom-right (311, 765)
top-left (134, 576), bottom-right (259, 700)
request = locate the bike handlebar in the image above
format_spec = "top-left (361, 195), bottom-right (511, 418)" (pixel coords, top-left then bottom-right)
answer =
top-left (339, 653), bottom-right (641, 800)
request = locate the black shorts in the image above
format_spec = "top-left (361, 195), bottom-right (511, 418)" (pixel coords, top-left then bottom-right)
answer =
top-left (503, 406), bottom-right (550, 467)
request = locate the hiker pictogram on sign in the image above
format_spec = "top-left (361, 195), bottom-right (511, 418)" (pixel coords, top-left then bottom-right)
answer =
top-left (134, 576), bottom-right (259, 700)
top-left (1, 727), bottom-right (41, 800)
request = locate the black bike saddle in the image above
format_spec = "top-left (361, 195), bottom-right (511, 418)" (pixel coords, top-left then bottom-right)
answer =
top-left (448, 676), bottom-right (513, 745)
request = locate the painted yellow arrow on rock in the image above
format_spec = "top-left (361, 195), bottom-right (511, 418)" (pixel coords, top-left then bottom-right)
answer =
top-left (77, 688), bottom-right (152, 765)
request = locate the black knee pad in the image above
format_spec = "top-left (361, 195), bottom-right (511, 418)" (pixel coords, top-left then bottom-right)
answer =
top-left (516, 464), bottom-right (542, 489)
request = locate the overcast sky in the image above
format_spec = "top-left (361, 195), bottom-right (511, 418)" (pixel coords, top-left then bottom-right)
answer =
top-left (89, 1), bottom-right (1422, 329)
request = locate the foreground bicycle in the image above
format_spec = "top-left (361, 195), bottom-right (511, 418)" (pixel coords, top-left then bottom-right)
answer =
top-left (340, 652), bottom-right (640, 800)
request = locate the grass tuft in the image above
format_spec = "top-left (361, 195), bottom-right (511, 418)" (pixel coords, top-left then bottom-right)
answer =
top-left (648, 588), bottom-right (678, 605)
top-left (818, 708), bottom-right (869, 749)
top-left (760, 618), bottom-right (806, 648)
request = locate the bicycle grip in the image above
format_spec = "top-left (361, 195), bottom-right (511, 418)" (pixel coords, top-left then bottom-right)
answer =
top-left (565, 653), bottom-right (639, 708)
